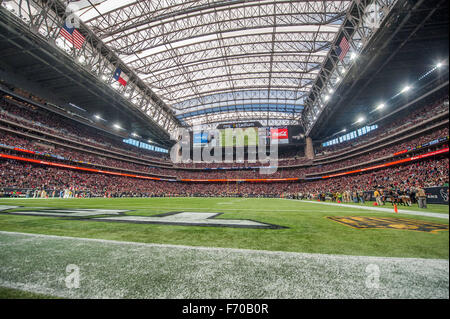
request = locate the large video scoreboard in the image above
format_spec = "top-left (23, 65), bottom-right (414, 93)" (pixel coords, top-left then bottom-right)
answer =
top-left (192, 122), bottom-right (302, 147)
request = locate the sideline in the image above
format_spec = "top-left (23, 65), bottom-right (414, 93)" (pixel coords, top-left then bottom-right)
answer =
top-left (293, 199), bottom-right (449, 220)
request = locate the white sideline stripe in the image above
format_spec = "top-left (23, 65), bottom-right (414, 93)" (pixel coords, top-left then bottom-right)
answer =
top-left (290, 200), bottom-right (449, 220)
top-left (0, 231), bottom-right (448, 299)
top-left (0, 230), bottom-right (445, 262)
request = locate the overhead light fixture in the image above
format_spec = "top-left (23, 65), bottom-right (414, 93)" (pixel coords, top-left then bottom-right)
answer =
top-left (376, 103), bottom-right (385, 110)
top-left (342, 128), bottom-right (347, 132)
top-left (131, 132), bottom-right (138, 137)
top-left (324, 95), bottom-right (330, 101)
top-left (328, 88), bottom-right (334, 94)
top-left (113, 123), bottom-right (121, 130)
top-left (350, 52), bottom-right (358, 60)
top-left (401, 85), bottom-right (411, 93)
top-left (436, 62), bottom-right (443, 68)
top-left (356, 116), bottom-right (365, 123)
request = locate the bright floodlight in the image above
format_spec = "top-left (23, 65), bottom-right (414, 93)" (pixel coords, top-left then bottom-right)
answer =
top-left (131, 132), bottom-right (137, 137)
top-left (328, 88), bottom-right (334, 93)
top-left (113, 123), bottom-right (121, 129)
top-left (401, 86), bottom-right (411, 93)
top-left (94, 114), bottom-right (101, 119)
top-left (356, 116), bottom-right (365, 123)
top-left (437, 62), bottom-right (443, 68)
top-left (342, 128), bottom-right (347, 132)
top-left (324, 95), bottom-right (330, 101)
top-left (350, 52), bottom-right (358, 60)
top-left (377, 103), bottom-right (385, 110)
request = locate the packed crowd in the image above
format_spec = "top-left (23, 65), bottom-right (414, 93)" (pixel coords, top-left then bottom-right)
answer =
top-left (1, 156), bottom-right (448, 198)
top-left (0, 96), bottom-right (170, 163)
top-left (315, 97), bottom-right (449, 157)
top-left (1, 122), bottom-right (447, 180)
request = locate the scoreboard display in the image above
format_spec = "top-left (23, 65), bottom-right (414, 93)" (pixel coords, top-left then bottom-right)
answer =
top-left (192, 123), bottom-right (303, 147)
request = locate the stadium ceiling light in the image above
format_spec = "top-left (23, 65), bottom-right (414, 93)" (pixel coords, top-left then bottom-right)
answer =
top-left (324, 95), bottom-right (330, 101)
top-left (401, 86), bottom-right (411, 93)
top-left (78, 56), bottom-right (85, 63)
top-left (342, 128), bottom-right (347, 132)
top-left (336, 77), bottom-right (341, 83)
top-left (376, 103), bottom-right (385, 110)
top-left (328, 88), bottom-right (334, 94)
top-left (113, 123), bottom-right (121, 130)
top-left (356, 116), bottom-right (365, 123)
top-left (436, 62), bottom-right (443, 68)
top-left (350, 52), bottom-right (358, 60)
top-left (341, 68), bottom-right (346, 74)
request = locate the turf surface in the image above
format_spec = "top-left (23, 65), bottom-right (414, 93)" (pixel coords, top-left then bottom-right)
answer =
top-left (0, 197), bottom-right (448, 298)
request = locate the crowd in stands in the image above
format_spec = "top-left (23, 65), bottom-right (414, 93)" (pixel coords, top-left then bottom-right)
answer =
top-left (0, 86), bottom-right (449, 199)
top-left (1, 156), bottom-right (447, 198)
top-left (307, 127), bottom-right (449, 174)
top-left (0, 96), bottom-right (170, 163)
top-left (1, 123), bottom-right (447, 180)
top-left (315, 97), bottom-right (449, 157)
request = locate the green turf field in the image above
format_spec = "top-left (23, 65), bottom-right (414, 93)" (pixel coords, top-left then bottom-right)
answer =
top-left (0, 197), bottom-right (448, 299)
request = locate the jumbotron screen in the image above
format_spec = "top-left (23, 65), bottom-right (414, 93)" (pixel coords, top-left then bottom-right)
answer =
top-left (193, 124), bottom-right (291, 147)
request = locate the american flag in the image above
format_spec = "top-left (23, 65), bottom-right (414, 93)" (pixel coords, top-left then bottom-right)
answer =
top-left (336, 36), bottom-right (350, 61)
top-left (58, 22), bottom-right (85, 49)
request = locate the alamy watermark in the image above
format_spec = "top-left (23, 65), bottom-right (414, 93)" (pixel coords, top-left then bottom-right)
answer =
top-left (65, 264), bottom-right (80, 289)
top-left (365, 264), bottom-right (380, 289)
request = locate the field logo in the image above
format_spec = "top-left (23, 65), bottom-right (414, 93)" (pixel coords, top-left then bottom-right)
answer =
top-left (327, 216), bottom-right (449, 233)
top-left (440, 189), bottom-right (448, 202)
top-left (65, 264), bottom-right (80, 289)
top-left (91, 212), bottom-right (287, 229)
top-left (365, 264), bottom-right (380, 289)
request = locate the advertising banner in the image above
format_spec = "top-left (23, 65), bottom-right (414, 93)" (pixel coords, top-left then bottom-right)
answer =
top-left (270, 128), bottom-right (289, 144)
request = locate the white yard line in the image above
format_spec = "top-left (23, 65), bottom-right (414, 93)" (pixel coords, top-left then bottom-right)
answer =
top-left (0, 231), bottom-right (448, 299)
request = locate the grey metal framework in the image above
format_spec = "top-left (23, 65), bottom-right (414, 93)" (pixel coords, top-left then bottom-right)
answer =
top-left (301, 0), bottom-right (398, 136)
top-left (1, 0), bottom-right (398, 135)
top-left (1, 0), bottom-right (181, 135)
top-left (72, 0), bottom-right (353, 128)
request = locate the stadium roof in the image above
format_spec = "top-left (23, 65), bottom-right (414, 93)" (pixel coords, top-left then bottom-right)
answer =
top-left (73, 0), bottom-right (352, 128)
